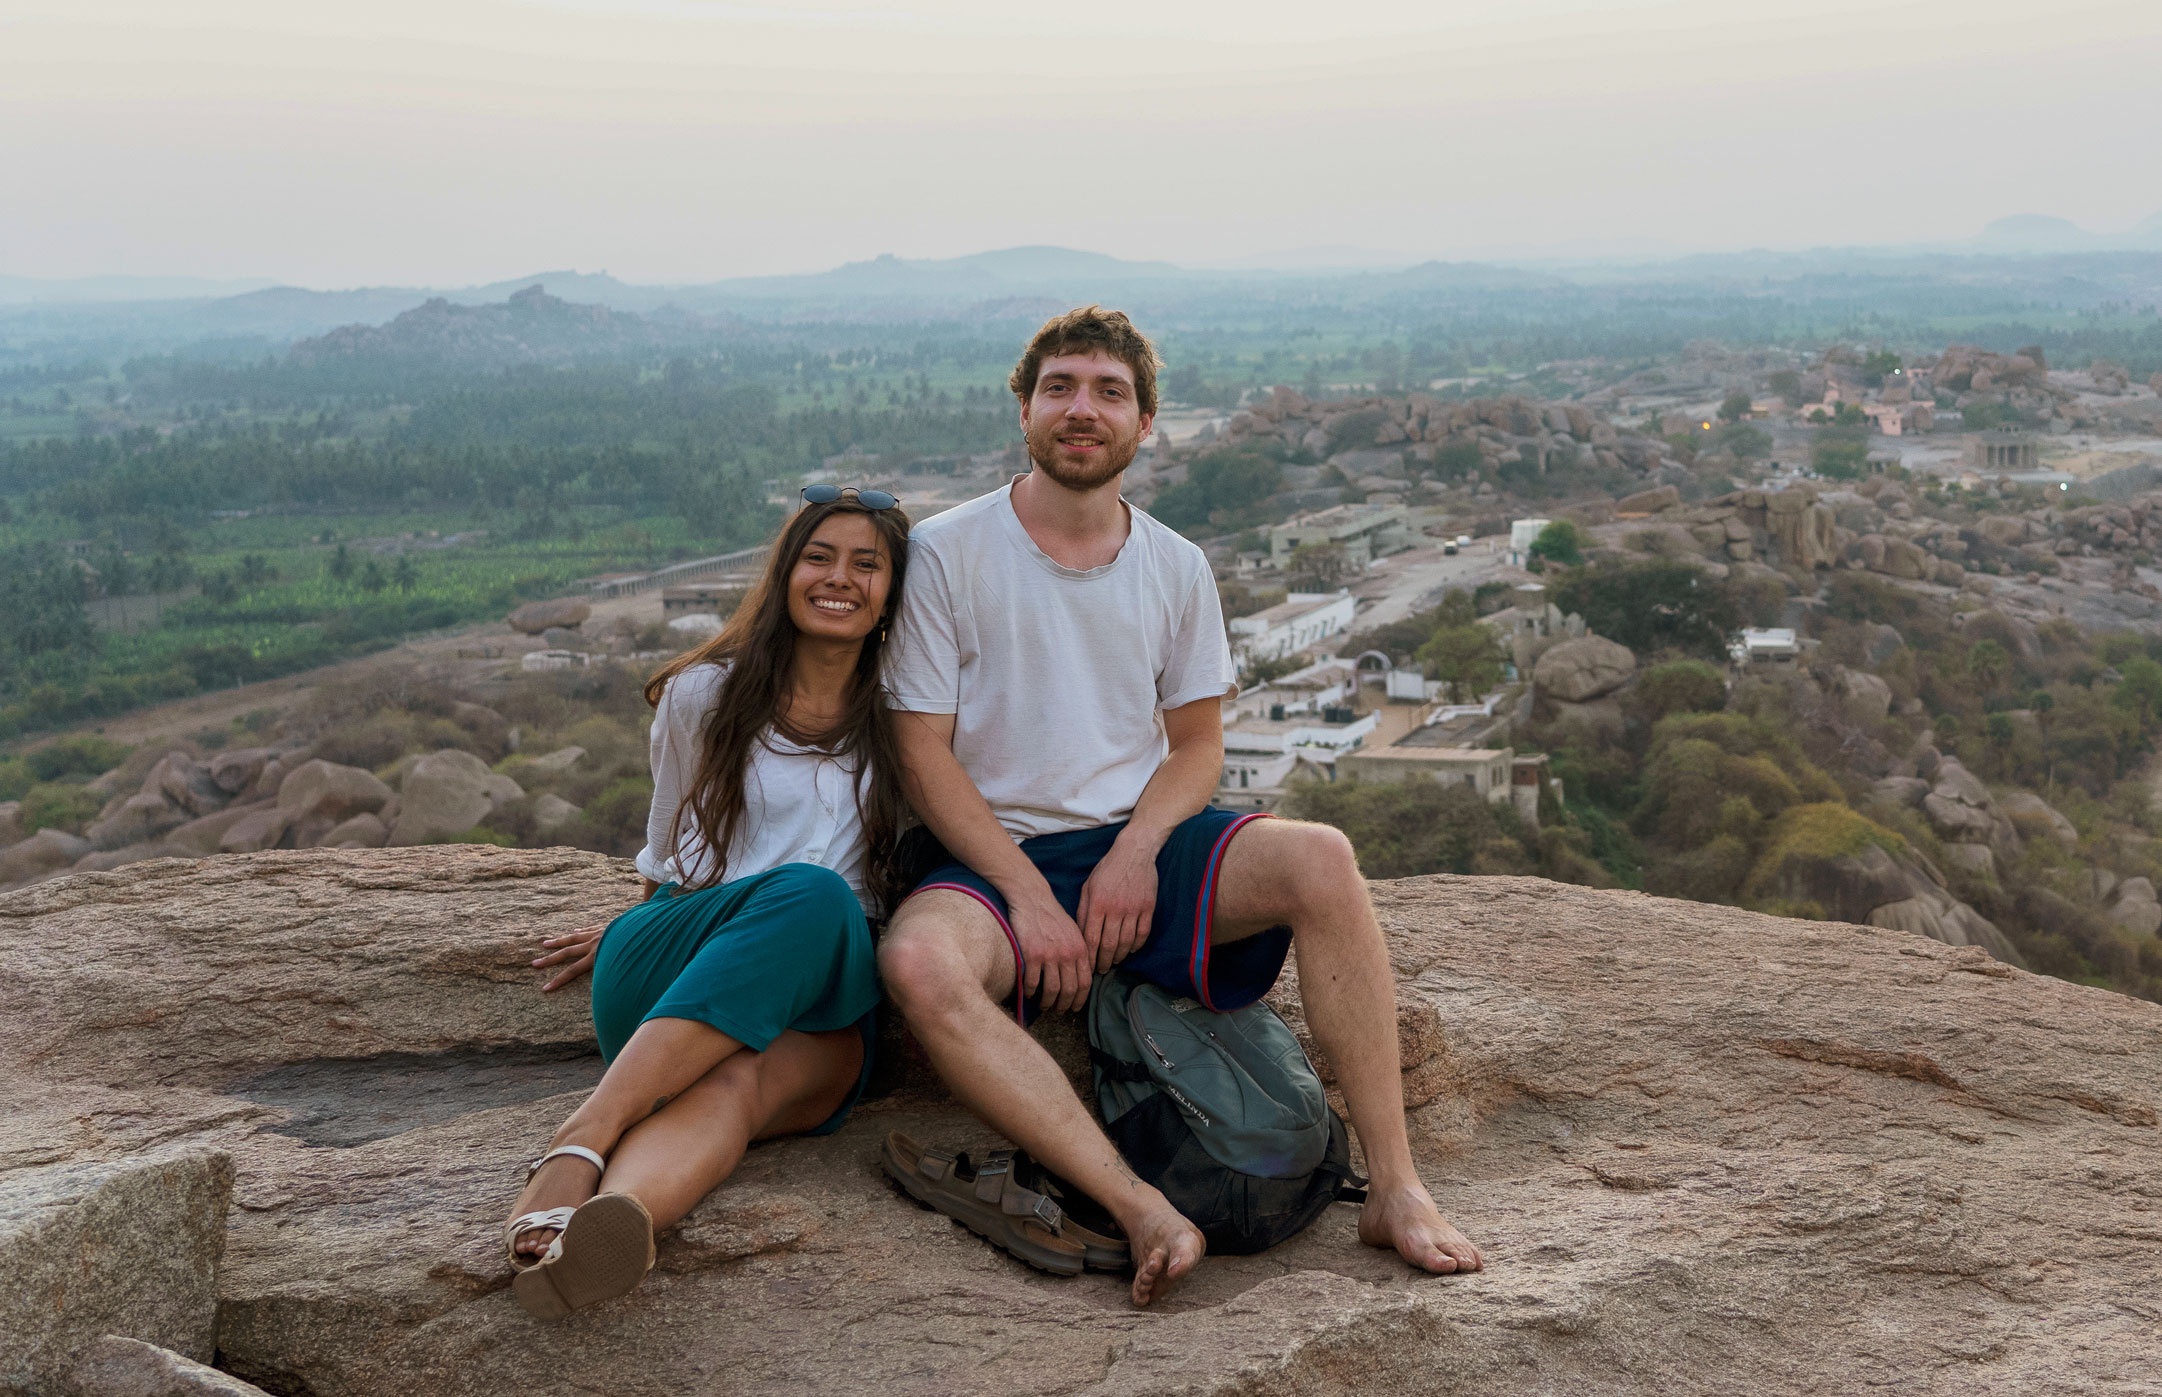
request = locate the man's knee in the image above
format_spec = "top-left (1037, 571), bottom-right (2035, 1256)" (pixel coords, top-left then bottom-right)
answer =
top-left (1276, 821), bottom-right (1362, 914)
top-left (877, 895), bottom-right (996, 1015)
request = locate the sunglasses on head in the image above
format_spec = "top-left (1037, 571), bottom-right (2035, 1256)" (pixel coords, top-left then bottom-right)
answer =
top-left (800, 483), bottom-right (899, 511)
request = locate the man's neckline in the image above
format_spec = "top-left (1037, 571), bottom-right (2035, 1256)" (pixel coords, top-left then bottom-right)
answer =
top-left (1001, 475), bottom-right (1133, 577)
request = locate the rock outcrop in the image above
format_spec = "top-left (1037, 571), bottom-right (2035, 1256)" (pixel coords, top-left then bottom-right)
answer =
top-left (3, 849), bottom-right (2157, 1394)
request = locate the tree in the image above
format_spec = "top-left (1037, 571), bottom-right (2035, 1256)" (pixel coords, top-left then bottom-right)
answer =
top-left (393, 556), bottom-right (419, 594)
top-left (1550, 561), bottom-right (1742, 660)
top-left (1768, 370), bottom-right (1803, 407)
top-left (1966, 639), bottom-right (2011, 691)
top-left (2112, 656), bottom-right (2162, 731)
top-left (1288, 542), bottom-right (1353, 590)
top-left (1416, 624), bottom-right (1507, 702)
top-left (200, 570), bottom-right (239, 605)
top-left (359, 559), bottom-right (387, 594)
top-left (1717, 390), bottom-right (1753, 423)
top-left (1813, 435), bottom-right (1870, 480)
top-left (1528, 520), bottom-right (1584, 569)
top-left (1283, 776), bottom-right (1529, 880)
top-left (238, 553), bottom-right (273, 587)
top-left (328, 543), bottom-right (354, 584)
top-left (1862, 350), bottom-right (1903, 387)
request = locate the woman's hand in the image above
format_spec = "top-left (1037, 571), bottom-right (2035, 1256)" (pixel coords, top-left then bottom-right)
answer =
top-left (533, 924), bottom-right (606, 993)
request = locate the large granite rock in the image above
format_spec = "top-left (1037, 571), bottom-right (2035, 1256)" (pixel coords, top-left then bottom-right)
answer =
top-left (0, 1153), bottom-right (233, 1395)
top-left (506, 599), bottom-right (591, 635)
top-left (2, 850), bottom-right (2158, 1394)
top-left (1531, 635), bottom-right (1636, 703)
top-left (68, 1336), bottom-right (275, 1396)
top-left (387, 751), bottom-right (523, 846)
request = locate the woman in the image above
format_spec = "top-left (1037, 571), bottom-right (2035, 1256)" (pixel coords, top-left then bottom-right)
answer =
top-left (500, 487), bottom-right (910, 1320)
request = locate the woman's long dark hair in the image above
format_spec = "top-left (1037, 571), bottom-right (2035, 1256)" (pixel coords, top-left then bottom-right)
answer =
top-left (643, 498), bottom-right (912, 910)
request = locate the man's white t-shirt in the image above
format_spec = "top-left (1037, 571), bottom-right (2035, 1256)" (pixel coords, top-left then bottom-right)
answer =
top-left (884, 479), bottom-right (1236, 841)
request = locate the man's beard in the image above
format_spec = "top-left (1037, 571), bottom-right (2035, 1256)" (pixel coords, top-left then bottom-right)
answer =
top-left (1024, 416), bottom-right (1140, 491)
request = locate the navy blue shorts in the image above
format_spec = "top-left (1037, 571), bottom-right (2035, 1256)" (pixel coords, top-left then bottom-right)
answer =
top-left (901, 808), bottom-right (1291, 1027)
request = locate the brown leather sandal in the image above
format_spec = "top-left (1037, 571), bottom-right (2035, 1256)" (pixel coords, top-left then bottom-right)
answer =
top-left (881, 1131), bottom-right (1088, 1276)
top-left (1001, 1148), bottom-right (1129, 1271)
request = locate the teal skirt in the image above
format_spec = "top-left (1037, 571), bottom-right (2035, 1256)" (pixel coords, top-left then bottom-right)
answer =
top-left (590, 862), bottom-right (879, 1136)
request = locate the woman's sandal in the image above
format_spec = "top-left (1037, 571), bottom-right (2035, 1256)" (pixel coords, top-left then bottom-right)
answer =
top-left (503, 1145), bottom-right (657, 1320)
top-left (881, 1131), bottom-right (1125, 1275)
top-left (502, 1145), bottom-right (607, 1270)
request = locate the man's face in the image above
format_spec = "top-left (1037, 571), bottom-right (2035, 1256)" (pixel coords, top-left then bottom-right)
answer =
top-left (1020, 350), bottom-right (1154, 492)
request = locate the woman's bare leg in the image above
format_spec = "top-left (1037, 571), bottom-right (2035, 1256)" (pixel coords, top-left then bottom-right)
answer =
top-left (600, 1025), bottom-right (864, 1230)
top-left (507, 1015), bottom-right (745, 1259)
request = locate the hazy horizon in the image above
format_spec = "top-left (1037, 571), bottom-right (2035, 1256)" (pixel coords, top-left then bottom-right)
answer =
top-left (4, 0), bottom-right (2159, 287)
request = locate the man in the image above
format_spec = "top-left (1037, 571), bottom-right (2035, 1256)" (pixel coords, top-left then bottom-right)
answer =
top-left (879, 306), bottom-right (1482, 1307)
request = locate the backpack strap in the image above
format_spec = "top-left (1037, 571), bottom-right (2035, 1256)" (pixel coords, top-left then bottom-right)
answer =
top-left (1088, 1046), bottom-right (1153, 1084)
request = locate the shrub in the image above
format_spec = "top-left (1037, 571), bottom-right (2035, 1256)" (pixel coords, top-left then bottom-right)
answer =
top-left (1631, 659), bottom-right (1727, 723)
top-left (1283, 776), bottom-right (1529, 879)
top-left (22, 782), bottom-right (102, 835)
top-left (26, 733), bottom-right (132, 783)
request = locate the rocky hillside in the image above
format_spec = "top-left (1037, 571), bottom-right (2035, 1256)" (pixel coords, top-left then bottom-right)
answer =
top-left (3, 849), bottom-right (2157, 1395)
top-left (288, 285), bottom-right (698, 368)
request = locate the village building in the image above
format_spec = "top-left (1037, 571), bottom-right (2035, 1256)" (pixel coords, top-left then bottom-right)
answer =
top-left (1216, 705), bottom-right (1377, 810)
top-left (1968, 427), bottom-right (2039, 472)
top-left (1227, 590), bottom-right (1356, 665)
top-left (660, 582), bottom-right (744, 620)
top-left (1730, 627), bottom-right (1800, 667)
top-left (1265, 502), bottom-right (1412, 570)
top-left (1338, 743), bottom-right (1514, 801)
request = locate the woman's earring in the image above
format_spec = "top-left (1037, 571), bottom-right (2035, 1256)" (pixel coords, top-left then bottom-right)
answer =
top-left (878, 617), bottom-right (890, 644)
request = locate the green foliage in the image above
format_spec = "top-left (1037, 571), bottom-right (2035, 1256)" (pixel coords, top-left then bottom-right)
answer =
top-left (1528, 520), bottom-right (1584, 568)
top-left (1767, 370), bottom-right (1803, 407)
top-left (1813, 434), bottom-right (1870, 480)
top-left (26, 733), bottom-right (131, 782)
top-left (1149, 448), bottom-right (1285, 536)
top-left (2114, 656), bottom-right (2162, 730)
top-left (1549, 560), bottom-right (1742, 659)
top-left (1862, 350), bottom-right (1903, 386)
top-left (21, 781), bottom-right (101, 834)
top-left (1283, 777), bottom-right (1530, 879)
top-left (1416, 624), bottom-right (1506, 702)
top-left (1433, 439), bottom-right (1483, 479)
top-left (1966, 639), bottom-right (2011, 690)
top-left (1631, 659), bottom-right (1727, 724)
top-left (1324, 407), bottom-right (1391, 454)
top-left (1717, 390), bottom-right (1753, 422)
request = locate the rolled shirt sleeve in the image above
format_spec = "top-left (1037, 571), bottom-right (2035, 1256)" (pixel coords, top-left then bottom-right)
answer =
top-left (1157, 562), bottom-right (1238, 711)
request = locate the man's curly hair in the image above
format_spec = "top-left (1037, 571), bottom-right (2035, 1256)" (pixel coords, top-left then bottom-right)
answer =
top-left (1008, 305), bottom-right (1163, 417)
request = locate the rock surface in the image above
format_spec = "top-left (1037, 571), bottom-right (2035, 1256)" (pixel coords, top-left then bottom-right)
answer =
top-left (1530, 635), bottom-right (1636, 702)
top-left (68, 1335), bottom-right (275, 1396)
top-left (2, 849), bottom-right (2159, 1395)
top-left (0, 1153), bottom-right (233, 1396)
top-left (387, 751), bottom-right (524, 846)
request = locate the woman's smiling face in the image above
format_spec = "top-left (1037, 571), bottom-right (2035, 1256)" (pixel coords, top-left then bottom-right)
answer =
top-left (785, 510), bottom-right (892, 643)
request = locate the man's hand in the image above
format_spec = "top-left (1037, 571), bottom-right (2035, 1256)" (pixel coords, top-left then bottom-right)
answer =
top-left (1007, 888), bottom-right (1093, 1014)
top-left (1077, 837), bottom-right (1159, 973)
top-left (533, 924), bottom-right (605, 993)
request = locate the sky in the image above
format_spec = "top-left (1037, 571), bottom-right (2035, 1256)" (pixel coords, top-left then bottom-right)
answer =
top-left (3, 0), bottom-right (2159, 287)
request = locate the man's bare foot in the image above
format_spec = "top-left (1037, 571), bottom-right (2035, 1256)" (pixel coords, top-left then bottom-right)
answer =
top-left (1358, 1181), bottom-right (1482, 1274)
top-left (1126, 1203), bottom-right (1206, 1307)
top-left (505, 1151), bottom-right (603, 1262)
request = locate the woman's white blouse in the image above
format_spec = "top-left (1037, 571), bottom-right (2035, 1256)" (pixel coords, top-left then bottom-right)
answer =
top-left (635, 663), bottom-right (873, 910)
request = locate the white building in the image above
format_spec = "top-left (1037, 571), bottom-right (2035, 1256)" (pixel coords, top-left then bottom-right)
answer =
top-left (1228, 591), bottom-right (1357, 665)
top-left (1217, 707), bottom-right (1378, 809)
top-left (1266, 503), bottom-right (1413, 569)
top-left (1506, 518), bottom-right (1552, 567)
top-left (1730, 628), bottom-right (1799, 666)
top-left (1226, 657), bottom-right (1360, 721)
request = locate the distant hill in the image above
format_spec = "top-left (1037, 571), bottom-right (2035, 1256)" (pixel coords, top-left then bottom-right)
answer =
top-left (287, 284), bottom-right (693, 367)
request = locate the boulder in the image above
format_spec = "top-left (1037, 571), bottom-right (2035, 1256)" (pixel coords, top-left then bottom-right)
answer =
top-left (1614, 485), bottom-right (1680, 515)
top-left (274, 765), bottom-right (393, 830)
top-left (69, 1335), bottom-right (276, 1396)
top-left (449, 702), bottom-right (510, 754)
top-left (1939, 842), bottom-right (1996, 880)
top-left (1533, 636), bottom-right (1637, 703)
top-left (85, 791), bottom-right (190, 853)
top-left (3, 852), bottom-right (2159, 1394)
top-left (2106, 894), bottom-right (2162, 938)
top-left (0, 828), bottom-right (92, 885)
top-left (506, 598), bottom-right (591, 635)
top-left (217, 808), bottom-right (293, 856)
top-left (523, 746), bottom-right (585, 775)
top-left (1829, 667), bottom-right (1892, 725)
top-left (0, 1153), bottom-right (232, 1396)
top-left (0, 799), bottom-right (22, 849)
top-left (207, 748), bottom-right (275, 796)
top-left (387, 751), bottom-right (525, 846)
top-left (1921, 758), bottom-right (2022, 863)
top-left (1867, 776), bottom-right (1930, 809)
top-left (530, 794), bottom-right (581, 833)
top-left (1862, 623), bottom-right (1906, 668)
top-left (163, 804), bottom-right (274, 857)
top-left (146, 754), bottom-right (229, 819)
top-left (1998, 792), bottom-right (2077, 851)
top-left (320, 812), bottom-right (389, 850)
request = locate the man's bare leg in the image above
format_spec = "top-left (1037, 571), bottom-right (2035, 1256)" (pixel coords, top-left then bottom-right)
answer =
top-left (879, 890), bottom-right (1205, 1306)
top-left (1213, 819), bottom-right (1483, 1274)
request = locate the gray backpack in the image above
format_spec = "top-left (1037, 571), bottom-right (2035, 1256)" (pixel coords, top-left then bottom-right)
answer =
top-left (1087, 971), bottom-right (1365, 1254)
